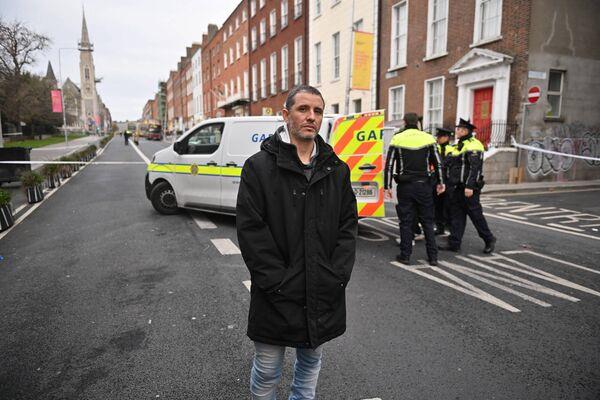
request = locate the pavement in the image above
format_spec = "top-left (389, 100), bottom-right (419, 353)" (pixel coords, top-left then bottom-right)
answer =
top-left (0, 138), bottom-right (599, 399)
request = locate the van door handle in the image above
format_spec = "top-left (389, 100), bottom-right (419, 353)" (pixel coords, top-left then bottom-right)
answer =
top-left (358, 164), bottom-right (376, 170)
top-left (226, 162), bottom-right (238, 167)
top-left (206, 161), bottom-right (218, 166)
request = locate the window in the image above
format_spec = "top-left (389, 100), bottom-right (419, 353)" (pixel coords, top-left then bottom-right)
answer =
top-left (236, 17), bottom-right (240, 29)
top-left (252, 64), bottom-right (258, 101)
top-left (237, 76), bottom-right (241, 94)
top-left (251, 0), bottom-right (256, 16)
top-left (223, 31), bottom-right (227, 41)
top-left (424, 77), bottom-right (444, 131)
top-left (294, 0), bottom-right (303, 18)
top-left (388, 85), bottom-right (405, 121)
top-left (224, 53), bottom-right (228, 68)
top-left (331, 103), bottom-right (339, 113)
top-left (185, 123), bottom-right (224, 154)
top-left (427, 0), bottom-right (448, 57)
top-left (236, 41), bottom-right (241, 59)
top-left (229, 25), bottom-right (233, 36)
top-left (260, 19), bottom-right (266, 44)
top-left (281, 45), bottom-right (289, 91)
top-left (474, 0), bottom-right (502, 43)
top-left (259, 0), bottom-right (265, 8)
top-left (251, 27), bottom-right (257, 50)
top-left (260, 59), bottom-right (267, 98)
top-left (229, 48), bottom-right (234, 64)
top-left (294, 36), bottom-right (303, 85)
top-left (230, 79), bottom-right (234, 96)
top-left (270, 53), bottom-right (277, 94)
top-left (85, 68), bottom-right (90, 80)
top-left (547, 70), bottom-right (564, 118)
top-left (244, 70), bottom-right (249, 97)
top-left (242, 8), bottom-right (247, 21)
top-left (281, 0), bottom-right (289, 27)
top-left (243, 35), bottom-right (248, 54)
top-left (315, 0), bottom-right (322, 16)
top-left (270, 10), bottom-right (277, 37)
top-left (314, 42), bottom-right (322, 84)
top-left (353, 99), bottom-right (362, 113)
top-left (391, 1), bottom-right (408, 68)
top-left (332, 32), bottom-right (340, 79)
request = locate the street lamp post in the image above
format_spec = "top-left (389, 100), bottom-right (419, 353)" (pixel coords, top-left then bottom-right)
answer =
top-left (58, 47), bottom-right (78, 145)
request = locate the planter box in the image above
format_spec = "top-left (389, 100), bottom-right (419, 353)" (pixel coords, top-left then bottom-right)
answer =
top-left (26, 185), bottom-right (44, 204)
top-left (0, 204), bottom-right (14, 231)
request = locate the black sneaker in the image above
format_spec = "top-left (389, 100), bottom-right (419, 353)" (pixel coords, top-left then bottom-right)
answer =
top-left (483, 238), bottom-right (497, 254)
top-left (396, 255), bottom-right (410, 265)
top-left (428, 259), bottom-right (438, 266)
top-left (438, 243), bottom-right (460, 252)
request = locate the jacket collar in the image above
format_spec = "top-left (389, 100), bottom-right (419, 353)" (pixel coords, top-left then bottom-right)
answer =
top-left (262, 125), bottom-right (339, 179)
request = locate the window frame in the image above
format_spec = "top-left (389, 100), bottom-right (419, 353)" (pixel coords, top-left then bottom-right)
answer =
top-left (251, 0), bottom-right (257, 17)
top-left (260, 58), bottom-right (267, 99)
top-left (423, 76), bottom-right (445, 131)
top-left (315, 0), bottom-right (322, 17)
top-left (546, 69), bottom-right (565, 119)
top-left (251, 27), bottom-right (257, 50)
top-left (281, 45), bottom-right (289, 91)
top-left (426, 0), bottom-right (448, 59)
top-left (314, 42), bottom-right (322, 84)
top-left (260, 19), bottom-right (267, 45)
top-left (473, 0), bottom-right (503, 45)
top-left (251, 64), bottom-right (258, 101)
top-left (388, 84), bottom-right (405, 122)
top-left (390, 0), bottom-right (408, 69)
top-left (270, 52), bottom-right (278, 95)
top-left (270, 9), bottom-right (277, 37)
top-left (332, 32), bottom-right (340, 80)
top-left (294, 0), bottom-right (303, 19)
top-left (183, 122), bottom-right (225, 155)
top-left (294, 36), bottom-right (303, 86)
top-left (281, 0), bottom-right (289, 28)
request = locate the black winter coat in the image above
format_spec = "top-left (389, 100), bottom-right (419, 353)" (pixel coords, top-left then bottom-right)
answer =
top-left (236, 128), bottom-right (358, 348)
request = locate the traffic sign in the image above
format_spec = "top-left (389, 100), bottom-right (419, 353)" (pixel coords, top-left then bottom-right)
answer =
top-left (528, 86), bottom-right (541, 104)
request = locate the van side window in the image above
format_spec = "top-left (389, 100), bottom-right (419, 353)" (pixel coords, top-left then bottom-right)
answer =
top-left (185, 123), bottom-right (225, 154)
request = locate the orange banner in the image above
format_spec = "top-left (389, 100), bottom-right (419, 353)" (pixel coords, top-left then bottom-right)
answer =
top-left (351, 31), bottom-right (374, 91)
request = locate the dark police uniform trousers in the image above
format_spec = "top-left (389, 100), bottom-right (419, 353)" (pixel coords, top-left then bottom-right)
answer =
top-left (447, 185), bottom-right (494, 249)
top-left (396, 179), bottom-right (437, 260)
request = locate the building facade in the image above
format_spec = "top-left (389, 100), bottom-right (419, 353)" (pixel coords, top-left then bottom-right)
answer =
top-left (191, 46), bottom-right (204, 124)
top-left (248, 0), bottom-right (307, 116)
top-left (308, 0), bottom-right (378, 114)
top-left (202, 25), bottom-right (222, 118)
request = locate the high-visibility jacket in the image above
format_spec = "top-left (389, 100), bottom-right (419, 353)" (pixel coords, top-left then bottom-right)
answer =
top-left (384, 128), bottom-right (443, 189)
top-left (445, 135), bottom-right (485, 189)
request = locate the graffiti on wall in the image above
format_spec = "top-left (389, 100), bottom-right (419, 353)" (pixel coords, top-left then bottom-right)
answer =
top-left (526, 123), bottom-right (600, 176)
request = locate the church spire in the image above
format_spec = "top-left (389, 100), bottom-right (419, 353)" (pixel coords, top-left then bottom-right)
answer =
top-left (78, 6), bottom-right (93, 51)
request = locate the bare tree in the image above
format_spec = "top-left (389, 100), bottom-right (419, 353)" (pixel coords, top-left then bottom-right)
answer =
top-left (0, 18), bottom-right (51, 131)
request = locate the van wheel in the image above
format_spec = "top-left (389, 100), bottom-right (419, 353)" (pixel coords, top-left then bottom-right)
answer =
top-left (150, 182), bottom-right (179, 215)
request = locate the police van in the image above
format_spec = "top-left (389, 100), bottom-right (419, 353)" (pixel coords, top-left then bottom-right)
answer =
top-left (145, 110), bottom-right (386, 218)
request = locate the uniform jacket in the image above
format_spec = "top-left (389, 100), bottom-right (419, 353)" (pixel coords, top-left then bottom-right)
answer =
top-left (384, 127), bottom-right (443, 189)
top-left (236, 126), bottom-right (358, 348)
top-left (445, 134), bottom-right (485, 189)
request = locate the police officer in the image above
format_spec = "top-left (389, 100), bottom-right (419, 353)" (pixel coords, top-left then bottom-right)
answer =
top-left (384, 113), bottom-right (445, 266)
top-left (434, 127), bottom-right (454, 235)
top-left (440, 118), bottom-right (496, 254)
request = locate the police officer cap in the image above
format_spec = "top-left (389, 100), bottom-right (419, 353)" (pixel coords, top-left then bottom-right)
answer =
top-left (436, 127), bottom-right (454, 137)
top-left (456, 118), bottom-right (476, 131)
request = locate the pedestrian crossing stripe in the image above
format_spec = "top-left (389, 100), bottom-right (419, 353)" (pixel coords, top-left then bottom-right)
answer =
top-left (330, 110), bottom-right (385, 218)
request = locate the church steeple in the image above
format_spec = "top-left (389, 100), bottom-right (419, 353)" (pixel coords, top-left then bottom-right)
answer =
top-left (45, 61), bottom-right (57, 85)
top-left (78, 6), bottom-right (93, 51)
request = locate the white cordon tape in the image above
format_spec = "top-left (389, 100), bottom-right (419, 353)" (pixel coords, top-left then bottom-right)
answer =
top-left (511, 137), bottom-right (600, 162)
top-left (0, 160), bottom-right (146, 165)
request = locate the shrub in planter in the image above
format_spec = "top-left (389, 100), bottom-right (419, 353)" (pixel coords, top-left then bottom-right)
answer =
top-left (43, 163), bottom-right (60, 188)
top-left (0, 189), bottom-right (14, 232)
top-left (21, 171), bottom-right (44, 204)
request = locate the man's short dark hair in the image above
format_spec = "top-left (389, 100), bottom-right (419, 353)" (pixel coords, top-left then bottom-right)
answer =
top-left (284, 85), bottom-right (325, 110)
top-left (403, 112), bottom-right (419, 127)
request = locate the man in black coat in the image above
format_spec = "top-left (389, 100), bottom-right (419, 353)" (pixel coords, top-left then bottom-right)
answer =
top-left (236, 85), bottom-right (358, 399)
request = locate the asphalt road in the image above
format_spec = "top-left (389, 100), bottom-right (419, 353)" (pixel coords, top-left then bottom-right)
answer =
top-left (0, 138), bottom-right (598, 399)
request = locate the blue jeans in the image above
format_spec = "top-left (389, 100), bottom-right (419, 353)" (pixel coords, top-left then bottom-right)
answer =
top-left (250, 341), bottom-right (323, 400)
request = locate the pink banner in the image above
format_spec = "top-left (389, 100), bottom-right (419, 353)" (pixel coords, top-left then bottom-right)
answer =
top-left (51, 90), bottom-right (62, 113)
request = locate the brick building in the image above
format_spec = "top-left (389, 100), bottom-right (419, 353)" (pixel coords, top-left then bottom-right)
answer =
top-left (248, 0), bottom-right (308, 116)
top-left (166, 70), bottom-right (176, 132)
top-left (202, 24), bottom-right (222, 118)
top-left (142, 99), bottom-right (155, 121)
top-left (378, 0), bottom-right (531, 147)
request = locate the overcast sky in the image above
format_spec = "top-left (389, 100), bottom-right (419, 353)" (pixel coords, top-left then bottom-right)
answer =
top-left (0, 0), bottom-right (239, 121)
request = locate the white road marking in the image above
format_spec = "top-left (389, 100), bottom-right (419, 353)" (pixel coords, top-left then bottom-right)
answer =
top-left (211, 238), bottom-right (241, 255)
top-left (497, 212), bottom-right (527, 220)
top-left (483, 212), bottom-right (600, 241)
top-left (547, 223), bottom-right (584, 232)
top-left (243, 280), bottom-right (251, 291)
top-left (469, 254), bottom-right (600, 298)
top-left (129, 141), bottom-right (151, 165)
top-left (359, 219), bottom-right (400, 238)
top-left (502, 250), bottom-right (600, 275)
top-left (439, 260), bottom-right (552, 307)
top-left (392, 260), bottom-right (521, 313)
top-left (13, 204), bottom-right (27, 215)
top-left (192, 213), bottom-right (217, 229)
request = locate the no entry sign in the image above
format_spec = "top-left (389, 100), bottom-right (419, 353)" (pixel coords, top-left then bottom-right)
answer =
top-left (528, 86), bottom-right (541, 104)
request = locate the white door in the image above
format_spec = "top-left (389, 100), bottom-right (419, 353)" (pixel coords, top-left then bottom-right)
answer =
top-left (177, 122), bottom-right (225, 209)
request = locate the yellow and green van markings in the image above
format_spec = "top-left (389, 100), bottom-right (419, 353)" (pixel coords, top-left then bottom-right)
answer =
top-left (147, 163), bottom-right (242, 177)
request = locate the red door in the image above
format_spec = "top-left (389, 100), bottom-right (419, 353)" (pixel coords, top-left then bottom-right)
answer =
top-left (473, 87), bottom-right (493, 147)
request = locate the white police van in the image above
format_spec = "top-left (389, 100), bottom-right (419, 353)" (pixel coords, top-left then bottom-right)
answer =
top-left (145, 112), bottom-right (386, 217)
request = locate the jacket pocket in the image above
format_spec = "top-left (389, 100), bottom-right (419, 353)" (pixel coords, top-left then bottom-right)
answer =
top-left (316, 260), bottom-right (346, 312)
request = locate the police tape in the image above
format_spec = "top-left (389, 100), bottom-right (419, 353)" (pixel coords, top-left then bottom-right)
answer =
top-left (0, 160), bottom-right (147, 165)
top-left (511, 137), bottom-right (600, 162)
